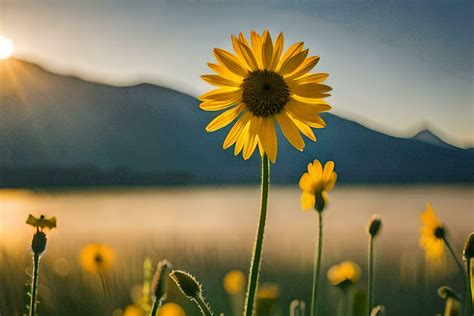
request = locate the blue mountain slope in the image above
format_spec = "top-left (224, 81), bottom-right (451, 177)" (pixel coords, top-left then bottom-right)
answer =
top-left (0, 58), bottom-right (472, 186)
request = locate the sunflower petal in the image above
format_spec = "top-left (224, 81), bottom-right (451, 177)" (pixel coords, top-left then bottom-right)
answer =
top-left (308, 160), bottom-right (323, 179)
top-left (276, 42), bottom-right (304, 71)
top-left (285, 56), bottom-right (320, 80)
top-left (243, 116), bottom-right (262, 160)
top-left (301, 191), bottom-right (316, 210)
top-left (213, 48), bottom-right (249, 77)
top-left (276, 111), bottom-right (305, 151)
top-left (199, 99), bottom-right (238, 111)
top-left (259, 117), bottom-right (278, 163)
top-left (199, 87), bottom-right (241, 101)
top-left (261, 30), bottom-right (274, 69)
top-left (325, 172), bottom-right (337, 191)
top-left (279, 49), bottom-right (309, 75)
top-left (269, 32), bottom-right (284, 71)
top-left (205, 104), bottom-right (245, 132)
top-left (299, 172), bottom-right (314, 192)
top-left (251, 31), bottom-right (263, 68)
top-left (285, 99), bottom-right (331, 118)
top-left (234, 120), bottom-right (251, 155)
top-left (235, 38), bottom-right (259, 70)
top-left (292, 83), bottom-right (332, 99)
top-left (207, 63), bottom-right (244, 81)
top-left (292, 73), bottom-right (329, 85)
top-left (290, 115), bottom-right (317, 141)
top-left (323, 161), bottom-right (335, 183)
top-left (201, 74), bottom-right (242, 87)
top-left (223, 112), bottom-right (252, 149)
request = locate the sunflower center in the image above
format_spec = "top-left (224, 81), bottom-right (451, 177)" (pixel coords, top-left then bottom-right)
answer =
top-left (434, 226), bottom-right (445, 239)
top-left (94, 254), bottom-right (103, 264)
top-left (242, 70), bottom-right (290, 117)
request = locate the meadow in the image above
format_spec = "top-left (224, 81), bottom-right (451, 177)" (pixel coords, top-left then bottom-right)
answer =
top-left (1, 185), bottom-right (472, 315)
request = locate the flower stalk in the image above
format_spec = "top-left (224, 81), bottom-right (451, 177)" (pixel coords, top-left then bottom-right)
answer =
top-left (463, 233), bottom-right (473, 316)
top-left (310, 210), bottom-right (324, 316)
top-left (29, 252), bottom-right (40, 316)
top-left (367, 215), bottom-right (382, 315)
top-left (442, 236), bottom-right (465, 277)
top-left (244, 154), bottom-right (270, 316)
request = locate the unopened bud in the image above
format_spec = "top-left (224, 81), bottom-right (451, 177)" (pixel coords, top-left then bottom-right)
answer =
top-left (31, 231), bottom-right (47, 255)
top-left (370, 305), bottom-right (386, 316)
top-left (438, 286), bottom-right (461, 301)
top-left (152, 260), bottom-right (172, 301)
top-left (463, 232), bottom-right (474, 261)
top-left (170, 270), bottom-right (202, 299)
top-left (367, 215), bottom-right (382, 238)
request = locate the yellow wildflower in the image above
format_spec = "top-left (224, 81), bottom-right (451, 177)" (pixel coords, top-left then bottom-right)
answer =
top-left (80, 243), bottom-right (114, 273)
top-left (420, 203), bottom-right (445, 261)
top-left (223, 270), bottom-right (246, 295)
top-left (327, 261), bottom-right (361, 287)
top-left (123, 305), bottom-right (144, 316)
top-left (200, 30), bottom-right (332, 162)
top-left (299, 160), bottom-right (337, 211)
top-left (158, 303), bottom-right (186, 316)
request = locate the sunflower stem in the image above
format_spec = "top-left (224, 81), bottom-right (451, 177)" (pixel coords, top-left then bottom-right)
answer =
top-left (443, 236), bottom-right (465, 277)
top-left (310, 211), bottom-right (324, 316)
top-left (368, 236), bottom-right (375, 315)
top-left (465, 259), bottom-right (472, 316)
top-left (29, 253), bottom-right (40, 316)
top-left (243, 154), bottom-right (270, 316)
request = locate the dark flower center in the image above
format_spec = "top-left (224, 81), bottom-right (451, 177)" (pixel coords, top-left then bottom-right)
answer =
top-left (242, 70), bottom-right (290, 117)
top-left (434, 226), bottom-right (445, 239)
top-left (94, 253), bottom-right (103, 264)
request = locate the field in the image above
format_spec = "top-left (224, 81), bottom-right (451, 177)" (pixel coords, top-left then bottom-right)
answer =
top-left (1, 185), bottom-right (472, 315)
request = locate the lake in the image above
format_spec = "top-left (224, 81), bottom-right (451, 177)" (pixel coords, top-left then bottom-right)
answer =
top-left (0, 185), bottom-right (473, 315)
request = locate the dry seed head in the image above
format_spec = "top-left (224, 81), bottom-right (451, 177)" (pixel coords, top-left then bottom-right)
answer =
top-left (367, 215), bottom-right (382, 238)
top-left (152, 260), bottom-right (172, 301)
top-left (31, 231), bottom-right (47, 255)
top-left (170, 270), bottom-right (202, 299)
top-left (463, 232), bottom-right (474, 261)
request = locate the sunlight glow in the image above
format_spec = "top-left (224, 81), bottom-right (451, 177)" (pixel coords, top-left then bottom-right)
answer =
top-left (0, 36), bottom-right (14, 59)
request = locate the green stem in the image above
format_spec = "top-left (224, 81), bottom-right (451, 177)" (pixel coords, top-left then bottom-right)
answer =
top-left (465, 259), bottom-right (472, 316)
top-left (368, 236), bottom-right (375, 315)
top-left (310, 211), bottom-right (324, 316)
top-left (196, 295), bottom-right (213, 316)
top-left (443, 237), bottom-right (465, 277)
top-left (29, 253), bottom-right (40, 316)
top-left (243, 154), bottom-right (270, 316)
top-left (150, 299), bottom-right (162, 316)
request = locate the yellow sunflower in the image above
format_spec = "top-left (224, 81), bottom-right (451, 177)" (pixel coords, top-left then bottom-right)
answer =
top-left (327, 261), bottom-right (361, 287)
top-left (158, 303), bottom-right (186, 316)
top-left (299, 160), bottom-right (337, 211)
top-left (200, 30), bottom-right (332, 163)
top-left (223, 270), bottom-right (246, 295)
top-left (420, 203), bottom-right (445, 261)
top-left (80, 243), bottom-right (115, 273)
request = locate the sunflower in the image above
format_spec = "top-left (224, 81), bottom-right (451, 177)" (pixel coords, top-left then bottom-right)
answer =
top-left (420, 203), bottom-right (445, 261)
top-left (223, 270), bottom-right (246, 295)
top-left (299, 160), bottom-right (337, 211)
top-left (327, 261), bottom-right (361, 287)
top-left (158, 303), bottom-right (186, 316)
top-left (200, 30), bottom-right (332, 163)
top-left (80, 243), bottom-right (114, 273)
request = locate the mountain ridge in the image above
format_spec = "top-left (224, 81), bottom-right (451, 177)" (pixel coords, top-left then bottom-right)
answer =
top-left (0, 58), bottom-right (472, 186)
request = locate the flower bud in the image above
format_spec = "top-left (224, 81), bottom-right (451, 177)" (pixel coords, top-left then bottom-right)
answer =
top-left (152, 260), bottom-right (172, 301)
top-left (370, 305), bottom-right (386, 316)
top-left (367, 215), bottom-right (382, 238)
top-left (170, 270), bottom-right (202, 299)
top-left (31, 231), bottom-right (47, 255)
top-left (438, 286), bottom-right (461, 301)
top-left (463, 232), bottom-right (474, 261)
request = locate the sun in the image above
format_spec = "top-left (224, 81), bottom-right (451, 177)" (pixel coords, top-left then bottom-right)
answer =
top-left (0, 36), bottom-right (14, 60)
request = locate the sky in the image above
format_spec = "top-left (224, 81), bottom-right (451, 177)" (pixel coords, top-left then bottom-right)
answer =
top-left (0, 0), bottom-right (472, 147)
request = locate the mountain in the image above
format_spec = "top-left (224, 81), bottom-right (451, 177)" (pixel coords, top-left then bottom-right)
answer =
top-left (411, 129), bottom-right (458, 149)
top-left (0, 58), bottom-right (473, 187)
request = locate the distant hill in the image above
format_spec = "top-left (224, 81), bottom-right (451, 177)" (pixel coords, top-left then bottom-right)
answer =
top-left (410, 129), bottom-right (458, 149)
top-left (0, 58), bottom-right (472, 187)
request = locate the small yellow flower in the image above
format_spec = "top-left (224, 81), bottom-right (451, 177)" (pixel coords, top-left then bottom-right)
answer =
top-left (200, 30), bottom-right (332, 163)
top-left (420, 203), bottom-right (445, 261)
top-left (80, 243), bottom-right (114, 273)
top-left (26, 214), bottom-right (57, 230)
top-left (257, 283), bottom-right (280, 299)
top-left (327, 261), bottom-right (361, 287)
top-left (158, 303), bottom-right (186, 316)
top-left (223, 270), bottom-right (246, 295)
top-left (299, 160), bottom-right (337, 211)
top-left (123, 305), bottom-right (144, 316)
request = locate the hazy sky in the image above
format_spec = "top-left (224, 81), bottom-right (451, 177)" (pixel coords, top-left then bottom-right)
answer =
top-left (0, 0), bottom-right (472, 146)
